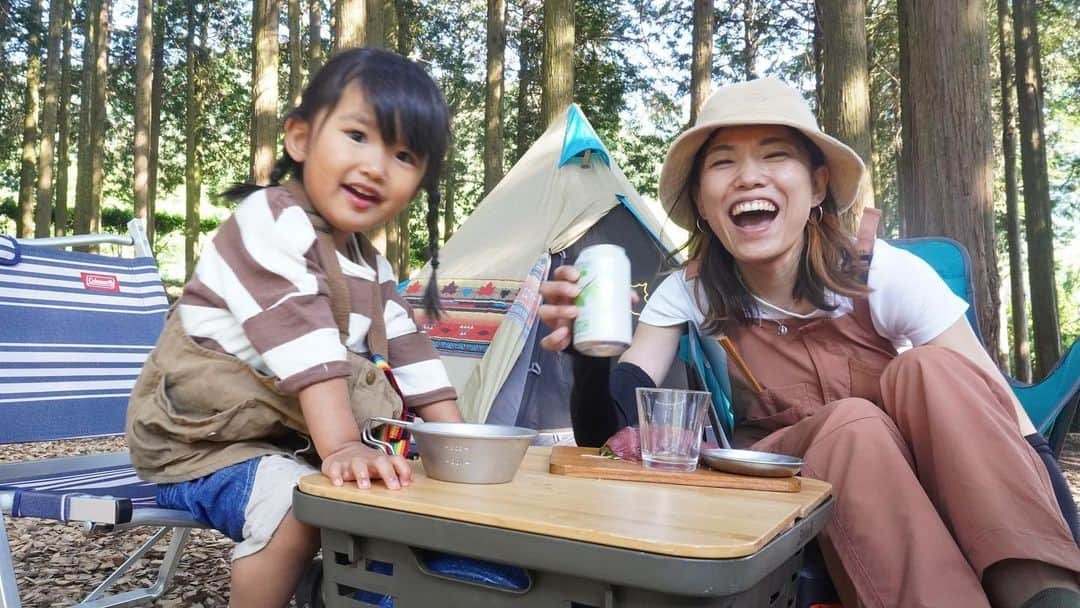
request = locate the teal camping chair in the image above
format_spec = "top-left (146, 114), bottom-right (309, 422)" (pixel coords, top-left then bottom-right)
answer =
top-left (890, 237), bottom-right (1080, 457)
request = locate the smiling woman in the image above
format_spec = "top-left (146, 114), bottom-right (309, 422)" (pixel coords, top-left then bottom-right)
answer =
top-left (538, 78), bottom-right (1080, 608)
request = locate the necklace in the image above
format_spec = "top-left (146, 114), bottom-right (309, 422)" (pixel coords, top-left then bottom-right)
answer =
top-left (733, 267), bottom-right (819, 336)
top-left (749, 294), bottom-right (820, 336)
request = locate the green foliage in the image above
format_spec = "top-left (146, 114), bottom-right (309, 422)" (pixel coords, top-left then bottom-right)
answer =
top-left (0, 0), bottom-right (1076, 345)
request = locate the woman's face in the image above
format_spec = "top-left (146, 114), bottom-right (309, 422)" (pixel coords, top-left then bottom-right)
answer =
top-left (694, 125), bottom-right (828, 269)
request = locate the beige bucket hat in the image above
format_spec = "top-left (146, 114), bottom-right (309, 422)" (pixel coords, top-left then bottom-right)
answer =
top-left (659, 78), bottom-right (866, 230)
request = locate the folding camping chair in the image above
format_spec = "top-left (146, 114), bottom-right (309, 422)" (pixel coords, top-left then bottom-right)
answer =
top-left (889, 237), bottom-right (1080, 457)
top-left (0, 220), bottom-right (203, 608)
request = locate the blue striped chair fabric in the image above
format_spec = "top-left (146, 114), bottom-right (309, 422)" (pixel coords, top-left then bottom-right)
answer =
top-left (0, 225), bottom-right (203, 608)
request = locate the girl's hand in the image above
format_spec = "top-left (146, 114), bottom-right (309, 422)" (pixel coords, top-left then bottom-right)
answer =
top-left (322, 440), bottom-right (413, 490)
top-left (538, 265), bottom-right (582, 351)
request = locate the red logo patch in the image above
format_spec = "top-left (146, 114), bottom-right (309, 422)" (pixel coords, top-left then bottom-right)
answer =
top-left (81, 272), bottom-right (120, 292)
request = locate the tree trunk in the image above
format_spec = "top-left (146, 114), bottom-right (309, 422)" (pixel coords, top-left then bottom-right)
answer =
top-left (689, 0), bottom-right (713, 126)
top-left (148, 0), bottom-right (165, 243)
top-left (484, 0), bottom-right (506, 195)
top-left (815, 0), bottom-right (875, 231)
top-left (185, 0), bottom-right (204, 278)
top-left (309, 0), bottom-right (323, 73)
top-left (358, 0), bottom-right (391, 262)
top-left (514, 0), bottom-right (540, 164)
top-left (365, 0), bottom-right (389, 47)
top-left (89, 0), bottom-right (110, 237)
top-left (741, 0), bottom-right (756, 79)
top-left (251, 0), bottom-right (279, 184)
top-left (75, 0), bottom-right (96, 237)
top-left (382, 0), bottom-right (410, 278)
top-left (334, 0), bottom-right (365, 48)
top-left (133, 0), bottom-right (153, 238)
top-left (54, 5), bottom-right (73, 236)
top-left (897, 0), bottom-right (1001, 365)
top-left (540, 0), bottom-right (573, 128)
top-left (443, 123), bottom-right (457, 241)
top-left (17, 0), bottom-right (43, 238)
top-left (288, 0), bottom-right (303, 107)
top-left (75, 0), bottom-right (110, 240)
top-left (997, 0), bottom-right (1031, 382)
top-left (34, 0), bottom-right (67, 237)
top-left (1013, 0), bottom-right (1060, 378)
top-left (392, 0), bottom-right (411, 275)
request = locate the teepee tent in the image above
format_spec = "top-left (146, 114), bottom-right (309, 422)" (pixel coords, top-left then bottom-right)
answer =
top-left (401, 105), bottom-right (686, 435)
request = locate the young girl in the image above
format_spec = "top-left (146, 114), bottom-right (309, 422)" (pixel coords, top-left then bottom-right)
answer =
top-left (539, 79), bottom-right (1080, 608)
top-left (126, 48), bottom-right (462, 607)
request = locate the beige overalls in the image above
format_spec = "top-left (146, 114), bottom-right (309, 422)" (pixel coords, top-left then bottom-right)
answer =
top-left (715, 217), bottom-right (1080, 607)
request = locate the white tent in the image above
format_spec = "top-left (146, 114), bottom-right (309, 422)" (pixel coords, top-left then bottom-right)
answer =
top-left (402, 104), bottom-right (685, 429)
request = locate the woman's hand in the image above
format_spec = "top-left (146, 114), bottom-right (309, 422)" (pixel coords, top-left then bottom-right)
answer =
top-left (321, 440), bottom-right (413, 490)
top-left (538, 265), bottom-right (582, 351)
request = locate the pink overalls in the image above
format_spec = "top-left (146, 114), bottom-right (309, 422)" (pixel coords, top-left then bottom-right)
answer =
top-left (716, 226), bottom-right (1080, 606)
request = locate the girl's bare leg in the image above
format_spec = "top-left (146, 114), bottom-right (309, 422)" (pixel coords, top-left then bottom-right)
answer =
top-left (228, 510), bottom-right (321, 608)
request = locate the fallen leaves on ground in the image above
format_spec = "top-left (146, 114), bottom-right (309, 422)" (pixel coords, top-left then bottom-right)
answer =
top-left (6, 434), bottom-right (1080, 607)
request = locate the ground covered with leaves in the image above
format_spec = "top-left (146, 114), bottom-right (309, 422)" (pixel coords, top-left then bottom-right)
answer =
top-left (4, 435), bottom-right (1080, 606)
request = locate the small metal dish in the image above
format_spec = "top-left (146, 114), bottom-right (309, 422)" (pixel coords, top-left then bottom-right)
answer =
top-left (362, 417), bottom-right (537, 484)
top-left (699, 448), bottom-right (803, 478)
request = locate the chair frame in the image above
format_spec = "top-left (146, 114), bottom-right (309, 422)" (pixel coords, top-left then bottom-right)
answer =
top-left (0, 220), bottom-right (204, 608)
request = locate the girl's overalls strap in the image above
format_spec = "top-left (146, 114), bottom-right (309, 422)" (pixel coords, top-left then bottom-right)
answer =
top-left (854, 207), bottom-right (881, 283)
top-left (284, 180), bottom-right (388, 358)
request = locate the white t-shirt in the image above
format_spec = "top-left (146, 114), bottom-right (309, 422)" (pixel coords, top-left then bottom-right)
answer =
top-left (639, 239), bottom-right (969, 350)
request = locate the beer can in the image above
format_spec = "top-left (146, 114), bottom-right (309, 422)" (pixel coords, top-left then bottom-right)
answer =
top-left (573, 244), bottom-right (632, 357)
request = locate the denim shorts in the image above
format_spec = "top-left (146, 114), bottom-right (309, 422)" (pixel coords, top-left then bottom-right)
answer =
top-left (156, 454), bottom-right (317, 560)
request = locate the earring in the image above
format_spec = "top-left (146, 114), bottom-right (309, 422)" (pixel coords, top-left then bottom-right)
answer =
top-left (695, 217), bottom-right (708, 233)
top-left (808, 206), bottom-right (823, 225)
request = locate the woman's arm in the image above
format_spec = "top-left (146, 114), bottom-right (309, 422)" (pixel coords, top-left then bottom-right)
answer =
top-left (618, 322), bottom-right (684, 385)
top-left (927, 318), bottom-right (1037, 436)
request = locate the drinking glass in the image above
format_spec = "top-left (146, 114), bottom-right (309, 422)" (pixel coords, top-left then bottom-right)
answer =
top-left (635, 388), bottom-right (711, 472)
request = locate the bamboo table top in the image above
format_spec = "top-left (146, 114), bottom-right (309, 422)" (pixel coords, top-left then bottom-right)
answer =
top-left (297, 446), bottom-right (832, 558)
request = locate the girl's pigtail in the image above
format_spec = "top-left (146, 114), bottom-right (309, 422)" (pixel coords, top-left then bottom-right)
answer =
top-left (220, 154), bottom-right (298, 202)
top-left (269, 154), bottom-right (297, 185)
top-left (422, 186), bottom-right (443, 320)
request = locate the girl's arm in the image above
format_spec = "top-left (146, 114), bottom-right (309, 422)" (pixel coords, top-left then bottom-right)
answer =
top-left (413, 399), bottom-right (463, 422)
top-left (299, 377), bottom-right (413, 488)
top-left (927, 318), bottom-right (1037, 436)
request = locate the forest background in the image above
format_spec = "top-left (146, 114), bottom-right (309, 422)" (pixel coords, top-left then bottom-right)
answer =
top-left (0, 0), bottom-right (1078, 384)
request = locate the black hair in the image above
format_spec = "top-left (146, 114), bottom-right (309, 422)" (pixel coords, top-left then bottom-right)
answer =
top-left (222, 47), bottom-right (451, 318)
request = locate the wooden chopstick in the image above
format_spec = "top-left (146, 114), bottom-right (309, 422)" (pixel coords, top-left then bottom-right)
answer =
top-left (716, 335), bottom-right (765, 394)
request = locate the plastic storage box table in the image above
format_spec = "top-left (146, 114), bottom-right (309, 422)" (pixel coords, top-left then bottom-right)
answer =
top-left (293, 446), bottom-right (833, 608)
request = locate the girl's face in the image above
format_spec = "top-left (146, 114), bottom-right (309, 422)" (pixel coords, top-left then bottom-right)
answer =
top-left (694, 125), bottom-right (828, 270)
top-left (284, 83), bottom-right (426, 248)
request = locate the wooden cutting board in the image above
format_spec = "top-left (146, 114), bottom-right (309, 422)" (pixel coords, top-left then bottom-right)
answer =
top-left (549, 446), bottom-right (801, 493)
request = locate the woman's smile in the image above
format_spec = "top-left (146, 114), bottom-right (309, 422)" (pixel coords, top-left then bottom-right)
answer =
top-left (728, 197), bottom-right (780, 232)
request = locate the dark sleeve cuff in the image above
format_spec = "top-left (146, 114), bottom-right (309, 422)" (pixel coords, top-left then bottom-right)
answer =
top-left (610, 361), bottom-right (656, 429)
top-left (569, 354), bottom-right (656, 447)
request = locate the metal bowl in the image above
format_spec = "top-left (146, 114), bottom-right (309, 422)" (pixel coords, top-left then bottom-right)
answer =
top-left (363, 417), bottom-right (537, 484)
top-left (699, 448), bottom-right (803, 478)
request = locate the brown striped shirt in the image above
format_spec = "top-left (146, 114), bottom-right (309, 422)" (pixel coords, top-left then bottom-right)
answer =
top-left (176, 186), bottom-right (455, 407)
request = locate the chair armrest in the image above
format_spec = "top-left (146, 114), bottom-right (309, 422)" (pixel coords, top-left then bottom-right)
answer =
top-left (1010, 339), bottom-right (1080, 435)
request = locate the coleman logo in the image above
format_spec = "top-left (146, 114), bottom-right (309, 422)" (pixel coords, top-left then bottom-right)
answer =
top-left (81, 272), bottom-right (120, 292)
